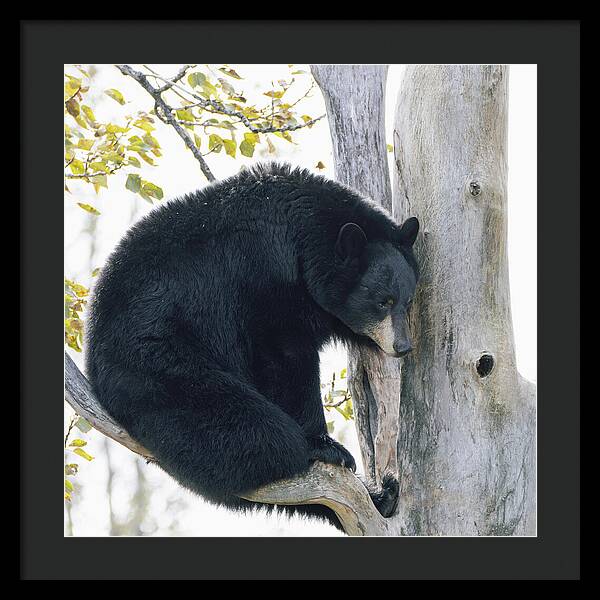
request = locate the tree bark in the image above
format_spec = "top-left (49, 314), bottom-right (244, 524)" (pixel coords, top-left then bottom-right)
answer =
top-left (65, 352), bottom-right (153, 459)
top-left (392, 65), bottom-right (536, 535)
top-left (312, 64), bottom-right (536, 536)
top-left (311, 65), bottom-right (404, 493)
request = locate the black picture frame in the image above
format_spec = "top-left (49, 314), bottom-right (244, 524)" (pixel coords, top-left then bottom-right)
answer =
top-left (20, 19), bottom-right (580, 580)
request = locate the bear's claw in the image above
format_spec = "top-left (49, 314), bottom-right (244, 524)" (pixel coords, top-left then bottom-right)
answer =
top-left (308, 434), bottom-right (357, 473)
top-left (370, 473), bottom-right (400, 518)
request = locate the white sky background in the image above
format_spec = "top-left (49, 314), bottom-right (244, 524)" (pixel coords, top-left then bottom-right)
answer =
top-left (64, 64), bottom-right (537, 537)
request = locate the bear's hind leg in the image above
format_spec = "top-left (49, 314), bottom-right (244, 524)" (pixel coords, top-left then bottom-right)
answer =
top-left (128, 372), bottom-right (311, 506)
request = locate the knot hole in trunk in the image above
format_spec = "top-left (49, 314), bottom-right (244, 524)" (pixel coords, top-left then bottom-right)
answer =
top-left (476, 353), bottom-right (495, 378)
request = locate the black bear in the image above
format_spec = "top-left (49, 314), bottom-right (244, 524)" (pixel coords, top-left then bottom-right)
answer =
top-left (86, 163), bottom-right (419, 531)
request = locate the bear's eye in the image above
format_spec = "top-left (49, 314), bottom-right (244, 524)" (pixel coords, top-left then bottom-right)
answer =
top-left (378, 298), bottom-right (395, 309)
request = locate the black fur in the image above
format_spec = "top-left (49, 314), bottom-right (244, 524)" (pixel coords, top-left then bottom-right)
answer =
top-left (86, 163), bottom-right (419, 531)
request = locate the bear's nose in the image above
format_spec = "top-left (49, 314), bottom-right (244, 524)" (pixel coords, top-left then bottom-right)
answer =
top-left (393, 342), bottom-right (413, 357)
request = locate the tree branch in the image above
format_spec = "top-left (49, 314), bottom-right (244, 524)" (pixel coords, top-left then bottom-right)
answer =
top-left (135, 68), bottom-right (325, 134)
top-left (148, 64), bottom-right (194, 94)
top-left (64, 352), bottom-right (153, 459)
top-left (115, 64), bottom-right (216, 182)
top-left (241, 461), bottom-right (391, 536)
top-left (64, 351), bottom-right (391, 535)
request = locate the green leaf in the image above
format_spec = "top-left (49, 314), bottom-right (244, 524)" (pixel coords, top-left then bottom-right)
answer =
top-left (239, 139), bottom-right (254, 158)
top-left (77, 203), bottom-right (101, 216)
top-left (75, 416), bottom-right (93, 432)
top-left (126, 173), bottom-right (142, 193)
top-left (218, 120), bottom-right (235, 131)
top-left (222, 138), bottom-right (236, 158)
top-left (340, 368), bottom-right (347, 379)
top-left (134, 119), bottom-right (154, 133)
top-left (89, 161), bottom-right (108, 173)
top-left (137, 151), bottom-right (155, 165)
top-left (201, 80), bottom-right (217, 98)
top-left (106, 123), bottom-right (128, 134)
top-left (244, 132), bottom-right (259, 145)
top-left (65, 279), bottom-right (89, 298)
top-left (74, 115), bottom-right (89, 130)
top-left (326, 421), bottom-right (335, 434)
top-left (141, 182), bottom-right (164, 201)
top-left (193, 133), bottom-right (202, 148)
top-left (208, 134), bottom-right (223, 153)
top-left (127, 156), bottom-right (141, 168)
top-left (94, 174), bottom-right (108, 189)
top-left (77, 139), bottom-right (94, 151)
top-left (274, 130), bottom-right (293, 143)
top-left (65, 479), bottom-right (74, 492)
top-left (128, 144), bottom-right (150, 154)
top-left (73, 448), bottom-right (94, 461)
top-left (387, 143), bottom-right (393, 152)
top-left (142, 133), bottom-right (160, 148)
top-left (81, 105), bottom-right (97, 123)
top-left (104, 88), bottom-right (126, 105)
top-left (188, 72), bottom-right (207, 88)
top-left (64, 77), bottom-right (81, 100)
top-left (69, 159), bottom-right (84, 175)
top-left (176, 109), bottom-right (195, 122)
top-left (65, 74), bottom-right (82, 85)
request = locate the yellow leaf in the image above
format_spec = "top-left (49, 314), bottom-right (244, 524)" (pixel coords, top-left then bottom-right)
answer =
top-left (81, 105), bottom-right (97, 124)
top-left (73, 448), bottom-right (94, 461)
top-left (69, 439), bottom-right (87, 447)
top-left (77, 203), bottom-right (101, 216)
top-left (70, 160), bottom-right (84, 175)
top-left (218, 67), bottom-right (242, 80)
top-left (105, 88), bottom-right (126, 105)
top-left (77, 139), bottom-right (94, 150)
top-left (223, 139), bottom-right (236, 158)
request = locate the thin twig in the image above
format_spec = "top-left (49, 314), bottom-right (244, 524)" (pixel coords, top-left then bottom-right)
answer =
top-left (139, 70), bottom-right (325, 134)
top-left (64, 414), bottom-right (77, 448)
top-left (144, 64), bottom-right (195, 94)
top-left (324, 396), bottom-right (350, 409)
top-left (116, 64), bottom-right (216, 182)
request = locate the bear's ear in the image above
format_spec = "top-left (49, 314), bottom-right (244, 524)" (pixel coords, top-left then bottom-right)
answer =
top-left (335, 222), bottom-right (367, 260)
top-left (397, 217), bottom-right (420, 247)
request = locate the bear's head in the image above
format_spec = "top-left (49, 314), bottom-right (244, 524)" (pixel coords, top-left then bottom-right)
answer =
top-left (330, 217), bottom-right (419, 358)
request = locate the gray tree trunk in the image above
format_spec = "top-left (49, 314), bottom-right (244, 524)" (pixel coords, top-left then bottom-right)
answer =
top-left (311, 65), bottom-right (404, 491)
top-left (312, 64), bottom-right (536, 536)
